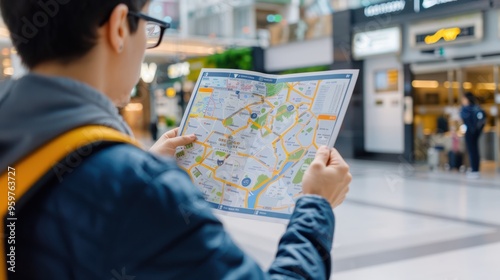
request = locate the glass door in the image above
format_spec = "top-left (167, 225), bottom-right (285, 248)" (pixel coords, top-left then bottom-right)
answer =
top-left (412, 70), bottom-right (458, 162)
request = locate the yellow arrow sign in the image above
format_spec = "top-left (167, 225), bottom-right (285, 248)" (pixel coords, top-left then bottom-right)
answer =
top-left (425, 27), bottom-right (461, 45)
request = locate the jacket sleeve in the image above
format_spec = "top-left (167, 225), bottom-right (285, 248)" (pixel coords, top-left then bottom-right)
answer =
top-left (461, 106), bottom-right (476, 133)
top-left (105, 167), bottom-right (335, 280)
top-left (460, 107), bottom-right (467, 122)
top-left (268, 196), bottom-right (335, 279)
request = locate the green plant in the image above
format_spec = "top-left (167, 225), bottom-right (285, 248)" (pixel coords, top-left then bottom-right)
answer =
top-left (165, 116), bottom-right (176, 127)
top-left (207, 48), bottom-right (253, 70)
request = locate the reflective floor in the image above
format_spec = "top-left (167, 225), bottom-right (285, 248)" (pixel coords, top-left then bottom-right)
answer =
top-left (218, 160), bottom-right (500, 279)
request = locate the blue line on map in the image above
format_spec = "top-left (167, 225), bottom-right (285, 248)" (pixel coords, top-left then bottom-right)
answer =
top-left (247, 161), bottom-right (294, 209)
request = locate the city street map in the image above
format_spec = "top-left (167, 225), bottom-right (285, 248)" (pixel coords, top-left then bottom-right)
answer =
top-left (177, 69), bottom-right (359, 222)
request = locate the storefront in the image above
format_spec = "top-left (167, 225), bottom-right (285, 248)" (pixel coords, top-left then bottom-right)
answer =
top-left (264, 13), bottom-right (333, 73)
top-left (353, 26), bottom-right (405, 155)
top-left (350, 0), bottom-right (499, 169)
top-left (121, 60), bottom-right (186, 141)
top-left (121, 62), bottom-right (157, 141)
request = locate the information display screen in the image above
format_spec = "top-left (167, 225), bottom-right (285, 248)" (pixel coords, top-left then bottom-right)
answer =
top-left (375, 69), bottom-right (399, 93)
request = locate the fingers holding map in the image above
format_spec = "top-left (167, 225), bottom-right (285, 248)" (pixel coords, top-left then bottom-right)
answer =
top-left (176, 69), bottom-right (359, 223)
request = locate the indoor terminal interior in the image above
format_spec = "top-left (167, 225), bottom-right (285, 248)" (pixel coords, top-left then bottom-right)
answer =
top-left (0, 0), bottom-right (499, 279)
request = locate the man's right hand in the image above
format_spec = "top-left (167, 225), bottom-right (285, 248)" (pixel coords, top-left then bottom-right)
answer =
top-left (302, 146), bottom-right (351, 209)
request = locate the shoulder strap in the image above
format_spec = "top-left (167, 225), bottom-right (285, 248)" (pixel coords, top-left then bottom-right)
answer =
top-left (0, 125), bottom-right (141, 279)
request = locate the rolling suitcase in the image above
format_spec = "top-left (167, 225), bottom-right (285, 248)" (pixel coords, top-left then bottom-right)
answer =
top-left (448, 151), bottom-right (463, 170)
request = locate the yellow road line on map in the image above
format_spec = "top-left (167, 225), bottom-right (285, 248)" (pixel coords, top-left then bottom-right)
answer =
top-left (188, 146), bottom-right (208, 173)
top-left (200, 163), bottom-right (215, 172)
top-left (291, 88), bottom-right (313, 100)
top-left (266, 205), bottom-right (293, 211)
top-left (212, 176), bottom-right (249, 193)
top-left (312, 80), bottom-right (322, 100)
top-left (195, 141), bottom-right (211, 148)
top-left (286, 83), bottom-right (293, 101)
top-left (311, 121), bottom-right (320, 149)
top-left (262, 126), bottom-right (273, 135)
top-left (265, 100), bottom-right (276, 108)
top-left (233, 120), bottom-right (251, 134)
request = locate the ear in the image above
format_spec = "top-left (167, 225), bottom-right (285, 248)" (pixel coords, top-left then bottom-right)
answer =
top-left (106, 4), bottom-right (130, 53)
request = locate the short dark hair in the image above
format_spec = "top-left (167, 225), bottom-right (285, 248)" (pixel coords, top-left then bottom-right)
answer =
top-left (0, 0), bottom-right (149, 68)
top-left (464, 92), bottom-right (477, 105)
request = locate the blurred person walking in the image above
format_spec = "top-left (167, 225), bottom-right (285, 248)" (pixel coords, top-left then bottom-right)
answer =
top-left (0, 0), bottom-right (351, 279)
top-left (460, 92), bottom-right (486, 179)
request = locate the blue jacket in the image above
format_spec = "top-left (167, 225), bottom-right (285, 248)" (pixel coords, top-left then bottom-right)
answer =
top-left (12, 145), bottom-right (335, 280)
top-left (460, 105), bottom-right (483, 135)
top-left (1, 75), bottom-right (335, 279)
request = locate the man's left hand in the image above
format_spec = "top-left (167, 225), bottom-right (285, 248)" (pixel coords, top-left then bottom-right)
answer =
top-left (149, 128), bottom-right (197, 157)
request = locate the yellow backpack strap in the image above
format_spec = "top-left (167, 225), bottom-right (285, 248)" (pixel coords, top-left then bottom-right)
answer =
top-left (0, 125), bottom-right (141, 279)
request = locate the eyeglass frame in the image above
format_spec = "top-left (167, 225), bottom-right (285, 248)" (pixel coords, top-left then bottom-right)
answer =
top-left (128, 11), bottom-right (170, 49)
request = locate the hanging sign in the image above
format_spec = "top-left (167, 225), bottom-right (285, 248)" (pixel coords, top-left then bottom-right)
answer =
top-left (353, 26), bottom-right (402, 59)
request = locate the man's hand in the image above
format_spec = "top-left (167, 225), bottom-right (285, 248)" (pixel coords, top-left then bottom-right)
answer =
top-left (302, 146), bottom-right (351, 209)
top-left (149, 128), bottom-right (197, 157)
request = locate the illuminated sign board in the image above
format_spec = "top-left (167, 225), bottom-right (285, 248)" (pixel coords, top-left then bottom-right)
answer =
top-left (353, 26), bottom-right (402, 59)
top-left (364, 0), bottom-right (407, 17)
top-left (410, 13), bottom-right (483, 48)
top-left (422, 0), bottom-right (458, 8)
top-left (417, 26), bottom-right (475, 45)
top-left (354, 0), bottom-right (489, 24)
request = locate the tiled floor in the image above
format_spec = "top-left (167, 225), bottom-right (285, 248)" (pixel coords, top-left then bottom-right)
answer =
top-left (137, 131), bottom-right (500, 278)
top-left (217, 160), bottom-right (500, 279)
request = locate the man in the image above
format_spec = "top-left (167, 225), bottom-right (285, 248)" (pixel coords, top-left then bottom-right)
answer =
top-left (0, 0), bottom-right (351, 279)
top-left (460, 92), bottom-right (485, 179)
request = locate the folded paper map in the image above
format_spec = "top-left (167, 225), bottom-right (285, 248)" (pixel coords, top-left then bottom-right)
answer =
top-left (177, 69), bottom-right (359, 222)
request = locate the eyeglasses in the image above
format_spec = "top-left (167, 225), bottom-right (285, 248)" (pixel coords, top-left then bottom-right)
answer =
top-left (128, 11), bottom-right (170, 49)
